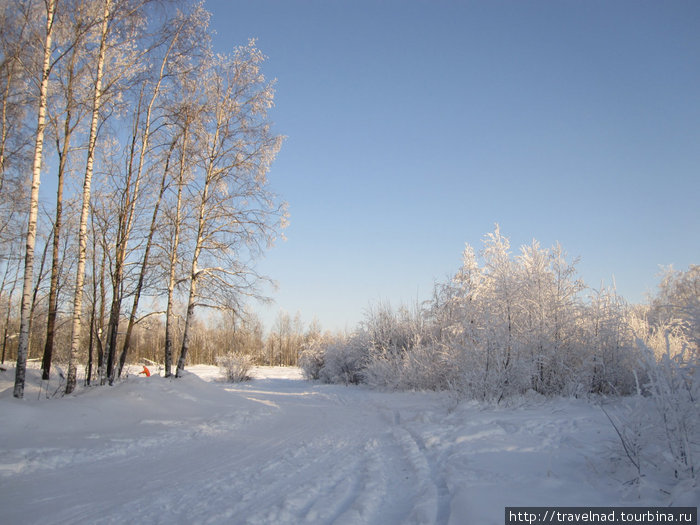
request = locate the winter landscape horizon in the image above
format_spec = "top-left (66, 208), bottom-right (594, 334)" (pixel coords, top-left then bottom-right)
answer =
top-left (1, 0), bottom-right (698, 523)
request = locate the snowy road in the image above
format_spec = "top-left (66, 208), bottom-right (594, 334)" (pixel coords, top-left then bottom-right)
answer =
top-left (0, 366), bottom-right (683, 524)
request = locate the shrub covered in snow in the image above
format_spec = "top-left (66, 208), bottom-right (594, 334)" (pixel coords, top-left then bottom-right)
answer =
top-left (318, 334), bottom-right (369, 385)
top-left (638, 333), bottom-right (698, 481)
top-left (298, 337), bottom-right (326, 380)
top-left (602, 269), bottom-right (700, 487)
top-left (216, 353), bottom-right (254, 382)
top-left (361, 303), bottom-right (455, 391)
top-left (605, 335), bottom-right (699, 491)
top-left (364, 339), bottom-right (462, 391)
top-left (647, 265), bottom-right (700, 351)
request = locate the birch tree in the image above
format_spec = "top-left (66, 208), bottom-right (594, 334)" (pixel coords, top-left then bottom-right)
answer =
top-left (65, 0), bottom-right (156, 392)
top-left (162, 119), bottom-right (190, 377)
top-left (41, 4), bottom-right (93, 380)
top-left (0, 1), bottom-right (33, 241)
top-left (13, 0), bottom-right (57, 398)
top-left (65, 0), bottom-right (112, 394)
top-left (153, 9), bottom-right (211, 377)
top-left (176, 43), bottom-right (285, 377)
top-left (113, 4), bottom-right (211, 381)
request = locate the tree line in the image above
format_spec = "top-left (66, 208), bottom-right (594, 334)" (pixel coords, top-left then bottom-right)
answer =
top-left (300, 226), bottom-right (699, 400)
top-left (0, 0), bottom-right (287, 398)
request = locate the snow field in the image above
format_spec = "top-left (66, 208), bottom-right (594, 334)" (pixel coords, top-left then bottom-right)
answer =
top-left (0, 364), bottom-right (696, 525)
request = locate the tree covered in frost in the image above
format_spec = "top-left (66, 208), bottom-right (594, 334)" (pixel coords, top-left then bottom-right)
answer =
top-left (647, 265), bottom-right (700, 352)
top-left (305, 226), bottom-right (655, 400)
top-left (2, 0), bottom-right (287, 397)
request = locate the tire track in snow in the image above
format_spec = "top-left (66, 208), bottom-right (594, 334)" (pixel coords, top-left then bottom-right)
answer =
top-left (226, 391), bottom-right (443, 525)
top-left (1, 373), bottom-right (456, 525)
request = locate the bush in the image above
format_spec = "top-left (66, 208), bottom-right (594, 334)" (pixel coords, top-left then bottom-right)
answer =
top-left (318, 335), bottom-right (369, 385)
top-left (216, 353), bottom-right (254, 382)
top-left (641, 336), bottom-right (698, 480)
top-left (608, 331), bottom-right (699, 486)
top-left (364, 338), bottom-right (461, 391)
top-left (298, 340), bottom-right (325, 380)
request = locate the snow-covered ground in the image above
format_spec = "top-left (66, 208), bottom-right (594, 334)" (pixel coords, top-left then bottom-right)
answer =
top-left (0, 364), bottom-right (696, 524)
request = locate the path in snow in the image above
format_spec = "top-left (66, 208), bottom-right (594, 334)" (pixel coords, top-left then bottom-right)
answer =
top-left (0, 366), bottom-right (684, 525)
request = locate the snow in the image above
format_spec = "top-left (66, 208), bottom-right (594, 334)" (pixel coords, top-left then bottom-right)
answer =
top-left (0, 364), bottom-right (696, 524)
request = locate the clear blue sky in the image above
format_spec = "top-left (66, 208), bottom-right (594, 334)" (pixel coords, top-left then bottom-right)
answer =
top-left (205, 0), bottom-right (700, 332)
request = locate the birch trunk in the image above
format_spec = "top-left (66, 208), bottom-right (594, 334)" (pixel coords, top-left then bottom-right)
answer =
top-left (164, 128), bottom-right (188, 377)
top-left (117, 143), bottom-right (174, 378)
top-left (0, 57), bottom-right (15, 186)
top-left (1, 251), bottom-right (21, 364)
top-left (66, 0), bottom-right (112, 395)
top-left (86, 210), bottom-right (103, 385)
top-left (42, 42), bottom-right (82, 380)
top-left (14, 0), bottom-right (57, 398)
top-left (176, 147), bottom-right (211, 377)
top-left (103, 93), bottom-right (142, 384)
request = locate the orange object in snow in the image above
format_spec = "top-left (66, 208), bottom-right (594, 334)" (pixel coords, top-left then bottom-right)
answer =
top-left (140, 365), bottom-right (150, 377)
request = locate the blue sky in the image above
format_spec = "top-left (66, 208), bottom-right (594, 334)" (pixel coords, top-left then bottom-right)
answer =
top-left (205, 0), bottom-right (700, 332)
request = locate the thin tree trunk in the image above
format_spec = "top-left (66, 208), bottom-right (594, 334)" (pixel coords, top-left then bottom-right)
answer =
top-left (86, 211), bottom-right (100, 385)
top-left (117, 143), bottom-right (174, 378)
top-left (176, 175), bottom-right (208, 377)
top-left (14, 0), bottom-right (57, 398)
top-left (176, 101), bottom-right (223, 378)
top-left (104, 94), bottom-right (142, 384)
top-left (66, 0), bottom-right (112, 395)
top-left (165, 129), bottom-right (188, 377)
top-left (96, 234), bottom-right (107, 381)
top-left (1, 251), bottom-right (21, 364)
top-left (116, 25), bottom-right (183, 378)
top-left (86, 293), bottom-right (95, 385)
top-left (103, 264), bottom-right (122, 384)
top-left (27, 228), bottom-right (52, 358)
top-left (42, 189), bottom-right (62, 379)
top-left (0, 60), bottom-right (14, 185)
top-left (0, 254), bottom-right (12, 332)
top-left (176, 277), bottom-right (198, 376)
top-left (42, 47), bottom-right (79, 380)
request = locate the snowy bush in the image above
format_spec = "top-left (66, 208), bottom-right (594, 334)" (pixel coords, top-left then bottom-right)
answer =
top-left (216, 353), bottom-right (254, 382)
top-left (641, 336), bottom-right (698, 480)
top-left (318, 334), bottom-right (369, 385)
top-left (426, 227), bottom-right (646, 400)
top-left (363, 338), bottom-right (460, 391)
top-left (648, 265), bottom-right (700, 351)
top-left (298, 338), bottom-right (326, 380)
top-left (600, 396), bottom-right (648, 482)
top-left (601, 272), bottom-right (699, 486)
top-left (607, 325), bottom-right (699, 488)
top-left (361, 303), bottom-right (460, 391)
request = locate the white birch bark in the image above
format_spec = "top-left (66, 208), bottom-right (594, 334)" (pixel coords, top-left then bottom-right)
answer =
top-left (65, 0), bottom-right (112, 395)
top-left (13, 0), bottom-right (57, 399)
